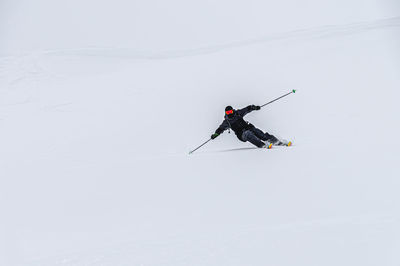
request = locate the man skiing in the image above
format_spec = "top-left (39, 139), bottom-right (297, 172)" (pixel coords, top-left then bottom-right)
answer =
top-left (211, 105), bottom-right (291, 149)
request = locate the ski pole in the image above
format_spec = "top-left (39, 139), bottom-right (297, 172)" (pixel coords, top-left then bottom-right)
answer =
top-left (260, 89), bottom-right (296, 108)
top-left (189, 138), bottom-right (212, 154)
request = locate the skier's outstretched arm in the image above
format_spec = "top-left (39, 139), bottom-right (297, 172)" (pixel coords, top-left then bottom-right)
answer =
top-left (237, 105), bottom-right (261, 116)
top-left (211, 120), bottom-right (229, 139)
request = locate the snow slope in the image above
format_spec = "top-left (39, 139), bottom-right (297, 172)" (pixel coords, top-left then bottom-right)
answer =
top-left (1, 1), bottom-right (400, 265)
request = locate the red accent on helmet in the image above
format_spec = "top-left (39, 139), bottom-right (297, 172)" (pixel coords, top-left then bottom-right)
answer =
top-left (225, 110), bottom-right (233, 115)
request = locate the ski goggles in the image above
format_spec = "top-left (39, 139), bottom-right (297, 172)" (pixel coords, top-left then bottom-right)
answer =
top-left (225, 110), bottom-right (234, 115)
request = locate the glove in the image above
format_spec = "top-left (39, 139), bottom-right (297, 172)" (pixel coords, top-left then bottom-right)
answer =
top-left (211, 133), bottom-right (219, 139)
top-left (251, 105), bottom-right (261, 110)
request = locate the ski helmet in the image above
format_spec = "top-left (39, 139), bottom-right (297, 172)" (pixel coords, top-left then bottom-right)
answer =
top-left (225, 106), bottom-right (234, 117)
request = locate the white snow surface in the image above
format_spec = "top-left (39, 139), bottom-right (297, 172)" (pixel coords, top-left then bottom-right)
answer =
top-left (1, 1), bottom-right (400, 265)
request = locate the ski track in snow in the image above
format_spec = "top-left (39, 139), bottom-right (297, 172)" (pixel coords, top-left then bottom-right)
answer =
top-left (1, 16), bottom-right (399, 62)
top-left (39, 16), bottom-right (400, 59)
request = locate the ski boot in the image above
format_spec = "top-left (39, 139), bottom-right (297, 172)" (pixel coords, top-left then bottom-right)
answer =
top-left (274, 139), bottom-right (292, 147)
top-left (262, 142), bottom-right (273, 149)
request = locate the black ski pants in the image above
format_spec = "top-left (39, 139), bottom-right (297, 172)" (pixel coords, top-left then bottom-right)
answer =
top-left (241, 127), bottom-right (278, 148)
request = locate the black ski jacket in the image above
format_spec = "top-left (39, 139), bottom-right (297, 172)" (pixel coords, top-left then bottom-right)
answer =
top-left (215, 105), bottom-right (257, 141)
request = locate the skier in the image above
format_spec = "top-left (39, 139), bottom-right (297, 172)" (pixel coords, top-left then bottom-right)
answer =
top-left (211, 105), bottom-right (291, 148)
